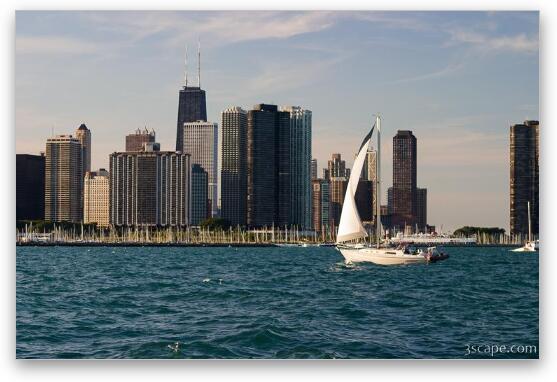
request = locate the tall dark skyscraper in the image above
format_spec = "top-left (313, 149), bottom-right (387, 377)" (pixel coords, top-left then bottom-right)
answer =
top-left (176, 44), bottom-right (207, 152)
top-left (510, 120), bottom-right (539, 235)
top-left (246, 104), bottom-right (290, 227)
top-left (392, 130), bottom-right (417, 229)
top-left (16, 153), bottom-right (45, 221)
top-left (416, 187), bottom-right (427, 232)
top-left (191, 164), bottom-right (208, 226)
top-left (221, 107), bottom-right (248, 226)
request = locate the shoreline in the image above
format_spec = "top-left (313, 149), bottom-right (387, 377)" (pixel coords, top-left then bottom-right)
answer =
top-left (16, 242), bottom-right (520, 248)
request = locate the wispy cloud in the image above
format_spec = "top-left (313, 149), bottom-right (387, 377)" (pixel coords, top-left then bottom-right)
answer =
top-left (16, 36), bottom-right (102, 55)
top-left (447, 30), bottom-right (538, 53)
top-left (392, 61), bottom-right (465, 84)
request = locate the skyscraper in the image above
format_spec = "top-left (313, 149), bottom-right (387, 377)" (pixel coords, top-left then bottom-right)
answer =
top-left (311, 159), bottom-right (318, 180)
top-left (84, 169), bottom-right (110, 228)
top-left (329, 177), bottom-right (348, 229)
top-left (110, 148), bottom-right (190, 227)
top-left (392, 130), bottom-right (417, 229)
top-left (220, 106), bottom-right (247, 226)
top-left (191, 164), bottom-right (208, 226)
top-left (45, 135), bottom-right (83, 223)
top-left (176, 44), bottom-right (207, 152)
top-left (246, 104), bottom-right (290, 227)
top-left (281, 106), bottom-right (312, 229)
top-left (126, 128), bottom-right (156, 152)
top-left (16, 153), bottom-right (45, 221)
top-left (183, 121), bottom-right (218, 217)
top-left (416, 187), bottom-right (427, 233)
top-left (328, 153), bottom-right (346, 178)
top-left (510, 120), bottom-right (539, 235)
top-left (75, 123), bottom-right (91, 174)
top-left (312, 179), bottom-right (329, 234)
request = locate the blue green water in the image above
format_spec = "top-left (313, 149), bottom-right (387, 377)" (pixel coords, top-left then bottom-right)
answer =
top-left (16, 246), bottom-right (538, 359)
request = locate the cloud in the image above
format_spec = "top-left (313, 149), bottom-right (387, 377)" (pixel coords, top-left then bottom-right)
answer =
top-left (448, 30), bottom-right (538, 53)
top-left (392, 61), bottom-right (465, 84)
top-left (16, 36), bottom-right (101, 55)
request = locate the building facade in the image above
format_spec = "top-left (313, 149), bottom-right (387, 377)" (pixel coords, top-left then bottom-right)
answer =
top-left (75, 124), bottom-right (91, 175)
top-left (45, 135), bottom-right (83, 223)
top-left (126, 128), bottom-right (156, 152)
top-left (312, 179), bottom-right (330, 234)
top-left (220, 106), bottom-right (248, 226)
top-left (362, 148), bottom-right (377, 223)
top-left (246, 104), bottom-right (290, 227)
top-left (16, 153), bottom-right (45, 221)
top-left (510, 120), bottom-right (539, 235)
top-left (392, 130), bottom-right (417, 229)
top-left (311, 159), bottom-right (318, 180)
top-left (84, 169), bottom-right (110, 228)
top-left (416, 187), bottom-right (427, 233)
top-left (191, 164), bottom-right (208, 226)
top-left (329, 177), bottom-right (348, 230)
top-left (328, 153), bottom-right (346, 178)
top-left (281, 106), bottom-right (312, 229)
top-left (182, 121), bottom-right (218, 217)
top-left (109, 149), bottom-right (190, 227)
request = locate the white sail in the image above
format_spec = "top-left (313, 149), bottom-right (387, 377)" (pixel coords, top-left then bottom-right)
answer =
top-left (336, 128), bottom-right (374, 243)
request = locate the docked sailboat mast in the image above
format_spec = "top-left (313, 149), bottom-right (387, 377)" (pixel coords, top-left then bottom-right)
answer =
top-left (376, 115), bottom-right (381, 248)
top-left (527, 201), bottom-right (532, 243)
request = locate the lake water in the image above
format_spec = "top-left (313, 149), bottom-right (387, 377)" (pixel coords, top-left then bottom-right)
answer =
top-left (16, 246), bottom-right (539, 359)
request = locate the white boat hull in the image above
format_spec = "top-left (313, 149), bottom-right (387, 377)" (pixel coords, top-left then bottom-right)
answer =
top-left (338, 246), bottom-right (427, 265)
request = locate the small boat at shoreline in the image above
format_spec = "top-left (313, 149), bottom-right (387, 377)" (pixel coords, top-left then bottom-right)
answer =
top-left (511, 202), bottom-right (539, 253)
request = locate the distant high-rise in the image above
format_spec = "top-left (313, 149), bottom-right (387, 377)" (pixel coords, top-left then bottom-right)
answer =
top-left (75, 124), bottom-right (91, 174)
top-left (16, 153), bottom-right (45, 221)
top-left (416, 188), bottom-right (427, 233)
top-left (312, 179), bottom-right (329, 233)
top-left (246, 104), bottom-right (290, 227)
top-left (84, 169), bottom-right (110, 228)
top-left (328, 153), bottom-right (346, 178)
top-left (329, 177), bottom-right (348, 229)
top-left (45, 135), bottom-right (83, 223)
top-left (220, 107), bottom-right (248, 226)
top-left (176, 44), bottom-right (207, 152)
top-left (392, 130), bottom-right (417, 228)
top-left (126, 128), bottom-right (156, 152)
top-left (355, 180), bottom-right (373, 223)
top-left (191, 164), bottom-right (208, 226)
top-left (362, 148), bottom-right (377, 222)
top-left (281, 106), bottom-right (312, 229)
top-left (110, 148), bottom-right (190, 227)
top-left (510, 120), bottom-right (539, 235)
top-left (183, 121), bottom-right (218, 217)
top-left (311, 159), bottom-right (318, 180)
top-left (323, 168), bottom-right (330, 181)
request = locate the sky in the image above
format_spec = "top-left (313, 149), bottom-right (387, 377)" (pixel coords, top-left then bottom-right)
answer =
top-left (15, 11), bottom-right (539, 232)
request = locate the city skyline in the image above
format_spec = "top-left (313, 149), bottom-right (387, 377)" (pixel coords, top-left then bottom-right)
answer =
top-left (15, 11), bottom-right (539, 230)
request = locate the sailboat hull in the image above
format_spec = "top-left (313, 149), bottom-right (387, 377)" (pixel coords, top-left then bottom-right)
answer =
top-left (338, 246), bottom-right (428, 265)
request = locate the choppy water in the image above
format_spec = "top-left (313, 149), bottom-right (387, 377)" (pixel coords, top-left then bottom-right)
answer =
top-left (16, 246), bottom-right (538, 359)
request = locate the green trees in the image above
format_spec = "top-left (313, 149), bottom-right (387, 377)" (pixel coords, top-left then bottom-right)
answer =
top-left (453, 226), bottom-right (505, 237)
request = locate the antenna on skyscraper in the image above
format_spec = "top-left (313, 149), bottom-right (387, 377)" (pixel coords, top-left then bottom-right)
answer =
top-left (184, 44), bottom-right (188, 87)
top-left (197, 38), bottom-right (201, 88)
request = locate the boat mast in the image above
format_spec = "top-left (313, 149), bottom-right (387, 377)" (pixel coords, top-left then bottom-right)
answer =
top-left (376, 115), bottom-right (381, 249)
top-left (528, 202), bottom-right (532, 242)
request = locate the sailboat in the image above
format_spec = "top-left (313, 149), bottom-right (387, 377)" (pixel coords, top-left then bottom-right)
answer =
top-left (512, 201), bottom-right (539, 252)
top-left (336, 115), bottom-right (447, 265)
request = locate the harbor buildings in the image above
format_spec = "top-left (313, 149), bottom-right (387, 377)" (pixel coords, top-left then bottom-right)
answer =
top-left (126, 128), bottom-right (156, 152)
top-left (16, 153), bottom-right (45, 221)
top-left (84, 169), bottom-right (110, 228)
top-left (191, 164), bottom-right (208, 225)
top-left (391, 130), bottom-right (417, 229)
top-left (220, 107), bottom-right (248, 226)
top-left (109, 147), bottom-right (191, 227)
top-left (416, 187), bottom-right (427, 232)
top-left (510, 120), bottom-right (539, 235)
top-left (75, 124), bottom-right (91, 174)
top-left (281, 106), bottom-right (312, 229)
top-left (311, 159), bottom-right (318, 180)
top-left (45, 135), bottom-right (83, 223)
top-left (182, 121), bottom-right (218, 217)
top-left (312, 178), bottom-right (330, 234)
top-left (328, 153), bottom-right (346, 178)
top-left (329, 177), bottom-right (348, 229)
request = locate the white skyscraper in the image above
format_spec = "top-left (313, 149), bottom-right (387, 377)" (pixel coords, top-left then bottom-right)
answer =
top-left (183, 121), bottom-right (219, 217)
top-left (84, 169), bottom-right (110, 227)
top-left (280, 106), bottom-right (312, 229)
